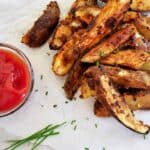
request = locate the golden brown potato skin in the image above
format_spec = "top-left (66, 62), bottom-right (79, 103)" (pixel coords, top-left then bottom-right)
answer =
top-left (101, 66), bottom-right (150, 90)
top-left (101, 50), bottom-right (150, 71)
top-left (135, 15), bottom-right (150, 41)
top-left (21, 1), bottom-right (60, 47)
top-left (76, 0), bottom-right (130, 51)
top-left (84, 67), bottom-right (150, 134)
top-left (81, 24), bottom-right (136, 63)
top-left (49, 0), bottom-right (97, 50)
top-left (95, 90), bottom-right (150, 117)
top-left (64, 60), bottom-right (88, 100)
top-left (131, 0), bottom-right (150, 12)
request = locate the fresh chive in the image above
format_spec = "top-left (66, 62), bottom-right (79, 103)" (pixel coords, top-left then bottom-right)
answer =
top-left (143, 134), bottom-right (146, 140)
top-left (5, 122), bottom-right (66, 150)
top-left (71, 120), bottom-right (76, 125)
top-left (35, 89), bottom-right (38, 92)
top-left (40, 75), bottom-right (43, 80)
top-left (45, 91), bottom-right (48, 96)
top-left (84, 147), bottom-right (89, 150)
top-left (100, 51), bottom-right (105, 57)
top-left (74, 125), bottom-right (77, 131)
top-left (65, 101), bottom-right (69, 104)
top-left (53, 104), bottom-right (57, 108)
top-left (102, 147), bottom-right (106, 150)
top-left (96, 61), bottom-right (100, 67)
top-left (95, 123), bottom-right (98, 128)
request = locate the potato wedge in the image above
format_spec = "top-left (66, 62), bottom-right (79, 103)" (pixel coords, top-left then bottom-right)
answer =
top-left (84, 67), bottom-right (150, 134)
top-left (130, 0), bottom-right (150, 12)
top-left (95, 90), bottom-right (150, 117)
top-left (52, 29), bottom-right (86, 76)
top-left (101, 66), bottom-right (150, 89)
top-left (101, 50), bottom-right (150, 72)
top-left (123, 11), bottom-right (139, 23)
top-left (81, 24), bottom-right (136, 63)
top-left (76, 0), bottom-right (130, 51)
top-left (74, 6), bottom-right (101, 24)
top-left (49, 0), bottom-right (97, 49)
top-left (134, 15), bottom-right (150, 41)
top-left (64, 60), bottom-right (88, 100)
top-left (21, 1), bottom-right (60, 47)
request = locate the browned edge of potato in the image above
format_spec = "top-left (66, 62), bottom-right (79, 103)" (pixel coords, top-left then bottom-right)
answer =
top-left (84, 67), bottom-right (150, 134)
top-left (81, 24), bottom-right (136, 63)
top-left (101, 50), bottom-right (150, 72)
top-left (21, 1), bottom-right (60, 47)
top-left (49, 0), bottom-right (97, 50)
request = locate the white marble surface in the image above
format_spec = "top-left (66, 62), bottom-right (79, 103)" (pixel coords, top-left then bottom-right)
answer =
top-left (0, 0), bottom-right (150, 150)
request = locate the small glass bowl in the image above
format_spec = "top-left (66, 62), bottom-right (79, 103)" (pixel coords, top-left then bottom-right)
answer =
top-left (0, 43), bottom-right (34, 117)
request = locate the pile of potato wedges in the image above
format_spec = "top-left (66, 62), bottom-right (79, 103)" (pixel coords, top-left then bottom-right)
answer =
top-left (22, 0), bottom-right (150, 134)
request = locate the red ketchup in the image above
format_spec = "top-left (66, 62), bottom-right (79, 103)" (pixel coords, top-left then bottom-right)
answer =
top-left (0, 46), bottom-right (33, 116)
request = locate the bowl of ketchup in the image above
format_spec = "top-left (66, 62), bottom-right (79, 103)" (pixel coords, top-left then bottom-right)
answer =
top-left (0, 43), bottom-right (34, 116)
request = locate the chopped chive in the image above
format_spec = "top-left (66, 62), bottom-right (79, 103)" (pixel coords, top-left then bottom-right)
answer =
top-left (100, 51), bottom-right (105, 57)
top-left (96, 61), bottom-right (100, 67)
top-left (84, 147), bottom-right (89, 150)
top-left (95, 123), bottom-right (98, 128)
top-left (74, 125), bottom-right (77, 131)
top-left (35, 89), bottom-right (39, 92)
top-left (45, 91), bottom-right (48, 96)
top-left (65, 101), bottom-right (69, 104)
top-left (143, 134), bottom-right (146, 139)
top-left (102, 147), bottom-right (106, 150)
top-left (71, 120), bottom-right (76, 125)
top-left (53, 104), bottom-right (57, 108)
top-left (40, 75), bottom-right (43, 80)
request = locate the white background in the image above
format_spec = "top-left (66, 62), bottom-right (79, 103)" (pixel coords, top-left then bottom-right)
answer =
top-left (0, 0), bottom-right (150, 150)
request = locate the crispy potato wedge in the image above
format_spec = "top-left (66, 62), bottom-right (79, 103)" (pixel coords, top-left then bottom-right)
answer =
top-left (21, 1), bottom-right (60, 47)
top-left (49, 0), bottom-right (97, 49)
top-left (130, 0), bottom-right (150, 12)
top-left (84, 67), bottom-right (150, 134)
top-left (134, 15), bottom-right (150, 41)
top-left (101, 66), bottom-right (150, 89)
top-left (81, 24), bottom-right (136, 63)
top-left (76, 0), bottom-right (130, 51)
top-left (52, 29), bottom-right (86, 76)
top-left (64, 60), bottom-right (88, 100)
top-left (74, 6), bottom-right (101, 24)
top-left (101, 50), bottom-right (150, 72)
top-left (123, 11), bottom-right (139, 23)
top-left (95, 90), bottom-right (150, 117)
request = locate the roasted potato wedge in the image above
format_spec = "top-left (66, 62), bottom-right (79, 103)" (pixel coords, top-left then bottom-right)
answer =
top-left (123, 11), bottom-right (139, 23)
top-left (130, 0), bottom-right (150, 12)
top-left (74, 6), bottom-right (101, 24)
top-left (84, 67), bottom-right (150, 134)
top-left (95, 90), bottom-right (150, 117)
top-left (134, 15), bottom-right (150, 41)
top-left (81, 24), bottom-right (136, 63)
top-left (76, 0), bottom-right (130, 51)
top-left (101, 50), bottom-right (150, 72)
top-left (101, 66), bottom-right (150, 89)
top-left (64, 60), bottom-right (88, 100)
top-left (49, 0), bottom-right (97, 49)
top-left (21, 1), bottom-right (60, 47)
top-left (52, 29), bottom-right (86, 76)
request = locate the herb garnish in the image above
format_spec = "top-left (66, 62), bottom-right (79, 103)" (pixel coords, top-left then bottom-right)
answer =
top-left (84, 147), bottom-right (89, 150)
top-left (95, 123), bottom-right (98, 128)
top-left (53, 104), bottom-right (58, 108)
top-left (96, 61), bottom-right (100, 67)
top-left (71, 120), bottom-right (76, 125)
top-left (100, 51), bottom-right (105, 57)
top-left (35, 89), bottom-right (39, 92)
top-left (40, 75), bottom-right (43, 80)
top-left (45, 91), bottom-right (48, 96)
top-left (143, 134), bottom-right (146, 139)
top-left (5, 122), bottom-right (66, 150)
top-left (74, 125), bottom-right (77, 131)
top-left (102, 147), bottom-right (106, 150)
top-left (65, 101), bottom-right (69, 104)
